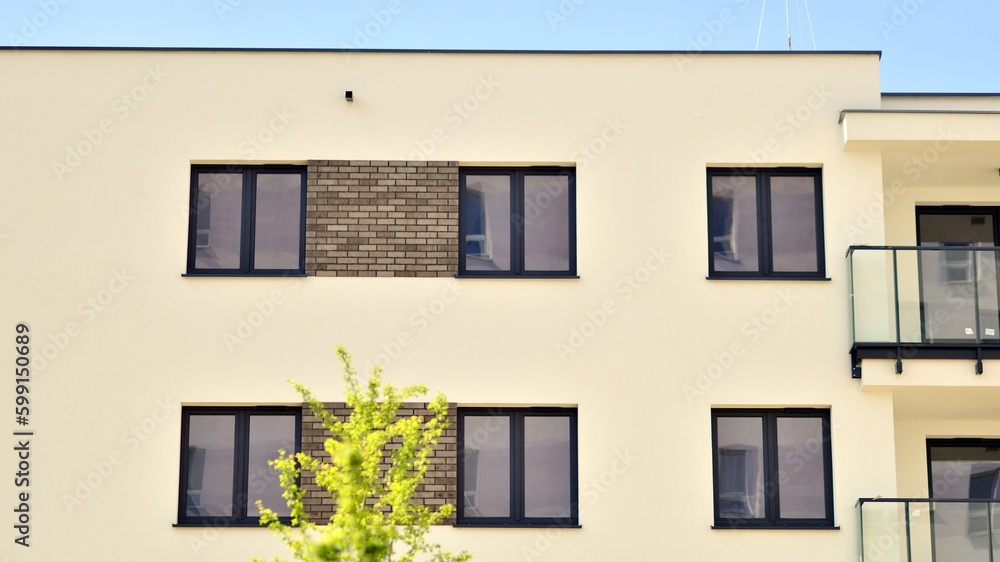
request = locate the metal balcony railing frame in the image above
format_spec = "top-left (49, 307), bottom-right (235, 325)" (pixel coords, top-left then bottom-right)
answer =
top-left (848, 246), bottom-right (1000, 378)
top-left (857, 497), bottom-right (1000, 562)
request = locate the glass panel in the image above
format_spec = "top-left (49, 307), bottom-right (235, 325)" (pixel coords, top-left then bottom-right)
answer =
top-left (896, 250), bottom-right (923, 344)
top-left (186, 415), bottom-right (236, 517)
top-left (994, 511), bottom-right (1000, 562)
top-left (253, 173), bottom-right (302, 270)
top-left (194, 173), bottom-right (243, 270)
top-left (524, 416), bottom-right (571, 518)
top-left (931, 502), bottom-right (994, 561)
top-left (776, 417), bottom-right (827, 519)
top-left (523, 175), bottom-right (570, 271)
top-left (464, 176), bottom-right (511, 271)
top-left (977, 251), bottom-right (1000, 341)
top-left (907, 501), bottom-right (935, 562)
top-left (918, 212), bottom-right (1000, 343)
top-left (859, 501), bottom-right (912, 561)
top-left (849, 249), bottom-right (898, 344)
top-left (918, 246), bottom-right (989, 342)
top-left (247, 415), bottom-right (297, 517)
top-left (711, 175), bottom-right (758, 273)
top-left (769, 176), bottom-right (818, 272)
top-left (715, 417), bottom-right (764, 519)
top-left (462, 415), bottom-right (510, 517)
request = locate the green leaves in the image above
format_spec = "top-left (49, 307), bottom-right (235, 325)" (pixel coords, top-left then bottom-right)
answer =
top-left (254, 345), bottom-right (471, 562)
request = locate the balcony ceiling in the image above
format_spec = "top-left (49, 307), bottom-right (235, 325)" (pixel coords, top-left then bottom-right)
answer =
top-left (882, 145), bottom-right (1000, 189)
top-left (891, 385), bottom-right (1000, 421)
top-left (842, 109), bottom-right (1000, 190)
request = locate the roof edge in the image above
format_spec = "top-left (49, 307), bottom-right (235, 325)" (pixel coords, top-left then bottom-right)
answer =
top-left (0, 46), bottom-right (883, 56)
top-left (883, 92), bottom-right (1000, 97)
top-left (839, 108), bottom-right (1000, 124)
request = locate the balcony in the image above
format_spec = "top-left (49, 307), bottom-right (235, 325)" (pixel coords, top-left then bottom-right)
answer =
top-left (848, 246), bottom-right (1000, 378)
top-left (858, 498), bottom-right (1000, 561)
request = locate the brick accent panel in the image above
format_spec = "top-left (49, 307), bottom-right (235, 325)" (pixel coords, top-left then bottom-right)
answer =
top-left (299, 402), bottom-right (458, 524)
top-left (305, 160), bottom-right (459, 277)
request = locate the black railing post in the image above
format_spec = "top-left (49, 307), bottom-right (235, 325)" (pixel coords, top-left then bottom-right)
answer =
top-left (893, 249), bottom-right (903, 373)
top-left (972, 250), bottom-right (986, 374)
top-left (988, 500), bottom-right (994, 562)
top-left (974, 249), bottom-right (983, 344)
top-left (858, 499), bottom-right (865, 562)
top-left (893, 249), bottom-right (902, 345)
top-left (904, 500), bottom-right (912, 562)
top-left (848, 248), bottom-right (856, 349)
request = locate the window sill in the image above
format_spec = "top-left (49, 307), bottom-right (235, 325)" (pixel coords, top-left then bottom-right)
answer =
top-left (454, 275), bottom-right (580, 279)
top-left (454, 523), bottom-right (582, 529)
top-left (711, 524), bottom-right (839, 530)
top-left (173, 522), bottom-right (275, 528)
top-left (706, 276), bottom-right (831, 281)
top-left (182, 273), bottom-right (307, 278)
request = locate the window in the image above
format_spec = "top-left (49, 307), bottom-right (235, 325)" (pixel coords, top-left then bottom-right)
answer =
top-left (711, 409), bottom-right (833, 528)
top-left (458, 408), bottom-right (578, 526)
top-left (916, 208), bottom-right (1000, 342)
top-left (187, 165), bottom-right (306, 275)
top-left (707, 168), bottom-right (825, 279)
top-left (178, 407), bottom-right (301, 526)
top-left (459, 168), bottom-right (576, 277)
top-left (927, 439), bottom-right (1000, 541)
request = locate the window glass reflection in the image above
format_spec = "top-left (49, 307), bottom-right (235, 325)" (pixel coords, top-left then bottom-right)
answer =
top-left (186, 415), bottom-right (236, 517)
top-left (462, 415), bottom-right (511, 517)
top-left (524, 416), bottom-right (571, 518)
top-left (712, 176), bottom-right (758, 273)
top-left (464, 176), bottom-right (511, 271)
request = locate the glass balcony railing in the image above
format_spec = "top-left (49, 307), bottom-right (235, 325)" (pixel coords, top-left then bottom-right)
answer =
top-left (848, 246), bottom-right (1000, 378)
top-left (858, 497), bottom-right (1000, 562)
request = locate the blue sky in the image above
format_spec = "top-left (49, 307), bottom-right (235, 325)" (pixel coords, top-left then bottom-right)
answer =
top-left (3, 0), bottom-right (997, 93)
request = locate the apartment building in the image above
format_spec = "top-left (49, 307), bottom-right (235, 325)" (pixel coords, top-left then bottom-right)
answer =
top-left (2, 47), bottom-right (999, 561)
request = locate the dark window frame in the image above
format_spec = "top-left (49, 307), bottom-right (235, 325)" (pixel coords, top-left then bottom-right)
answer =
top-left (706, 167), bottom-right (826, 279)
top-left (458, 167), bottom-right (577, 278)
top-left (457, 407), bottom-right (579, 527)
top-left (915, 207), bottom-right (1000, 248)
top-left (186, 164), bottom-right (307, 276)
top-left (914, 207), bottom-right (1000, 342)
top-left (925, 438), bottom-right (1000, 552)
top-left (926, 438), bottom-right (1000, 499)
top-left (177, 406), bottom-right (302, 527)
top-left (711, 408), bottom-right (835, 529)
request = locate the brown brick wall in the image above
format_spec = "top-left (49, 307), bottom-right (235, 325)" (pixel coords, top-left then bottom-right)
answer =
top-left (299, 402), bottom-right (458, 524)
top-left (305, 160), bottom-right (459, 277)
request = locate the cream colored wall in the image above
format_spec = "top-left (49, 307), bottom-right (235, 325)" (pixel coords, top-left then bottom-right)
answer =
top-left (0, 50), bottom-right (901, 561)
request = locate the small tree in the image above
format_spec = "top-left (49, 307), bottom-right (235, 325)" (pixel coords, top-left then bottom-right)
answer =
top-left (254, 346), bottom-right (471, 562)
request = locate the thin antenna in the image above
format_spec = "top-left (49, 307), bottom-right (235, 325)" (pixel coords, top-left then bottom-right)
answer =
top-left (796, 0), bottom-right (804, 50)
top-left (803, 0), bottom-right (817, 50)
top-left (755, 0), bottom-right (768, 50)
top-left (785, 0), bottom-right (792, 50)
